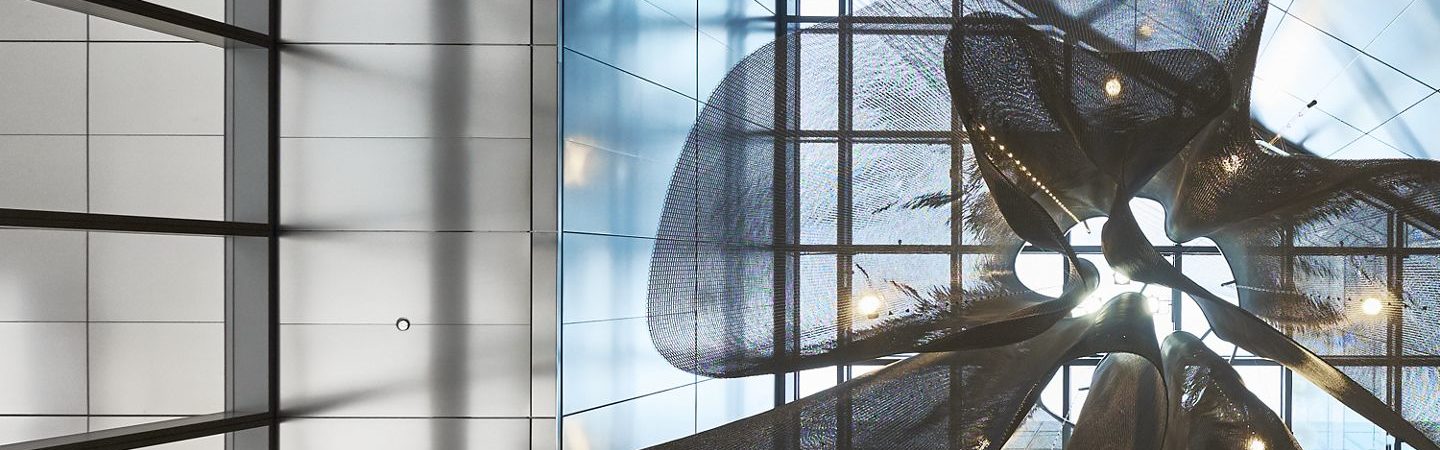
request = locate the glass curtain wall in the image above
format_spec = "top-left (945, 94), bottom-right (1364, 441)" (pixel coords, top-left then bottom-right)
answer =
top-left (778, 1), bottom-right (1438, 449)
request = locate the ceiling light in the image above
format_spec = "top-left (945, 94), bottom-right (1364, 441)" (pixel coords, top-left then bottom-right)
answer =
top-left (1104, 77), bottom-right (1123, 98)
top-left (1222, 154), bottom-right (1245, 173)
top-left (1246, 437), bottom-right (1266, 450)
top-left (1361, 297), bottom-right (1383, 316)
top-left (1137, 22), bottom-right (1156, 40)
top-left (857, 294), bottom-right (884, 319)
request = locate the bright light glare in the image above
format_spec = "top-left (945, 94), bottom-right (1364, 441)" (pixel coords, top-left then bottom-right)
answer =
top-left (1361, 297), bottom-right (1383, 316)
top-left (1246, 437), bottom-right (1266, 450)
top-left (857, 295), bottom-right (884, 318)
top-left (1104, 77), bottom-right (1123, 98)
top-left (1137, 22), bottom-right (1156, 39)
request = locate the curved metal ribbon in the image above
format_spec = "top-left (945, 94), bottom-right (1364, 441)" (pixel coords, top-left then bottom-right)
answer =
top-left (1158, 332), bottom-right (1302, 450)
top-left (646, 293), bottom-right (1160, 450)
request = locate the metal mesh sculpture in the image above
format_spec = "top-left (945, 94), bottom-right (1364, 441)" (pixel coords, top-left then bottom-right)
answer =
top-left (643, 0), bottom-right (1440, 448)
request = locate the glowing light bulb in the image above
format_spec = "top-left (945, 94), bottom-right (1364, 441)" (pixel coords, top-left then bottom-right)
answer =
top-left (1361, 297), bottom-right (1383, 316)
top-left (1104, 77), bottom-right (1123, 98)
top-left (1113, 272), bottom-right (1131, 285)
top-left (857, 295), bottom-right (884, 318)
top-left (1222, 154), bottom-right (1245, 173)
top-left (1137, 22), bottom-right (1156, 39)
top-left (1246, 437), bottom-right (1266, 450)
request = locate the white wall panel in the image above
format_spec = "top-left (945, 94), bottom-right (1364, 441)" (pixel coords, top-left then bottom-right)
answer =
top-left (0, 323), bottom-right (86, 414)
top-left (88, 135), bottom-right (225, 220)
top-left (280, 45), bottom-right (530, 138)
top-left (281, 0), bottom-right (530, 45)
top-left (280, 232), bottom-right (531, 325)
top-left (88, 323), bottom-right (224, 415)
top-left (533, 418), bottom-right (557, 450)
top-left (0, 229), bottom-right (86, 322)
top-left (0, 0), bottom-right (85, 40)
top-left (532, 46), bottom-right (559, 232)
top-left (88, 43), bottom-right (223, 135)
top-left (0, 136), bottom-right (86, 212)
top-left (0, 42), bottom-right (86, 134)
top-left (281, 324), bottom-right (530, 417)
top-left (88, 232), bottom-right (224, 322)
top-left (277, 0), bottom-right (557, 445)
top-left (281, 418), bottom-right (529, 449)
top-left (533, 0), bottom-right (558, 45)
top-left (281, 137), bottom-right (530, 231)
top-left (532, 233), bottom-right (558, 417)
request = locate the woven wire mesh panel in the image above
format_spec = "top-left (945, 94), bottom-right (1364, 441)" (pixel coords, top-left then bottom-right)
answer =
top-left (642, 0), bottom-right (1440, 448)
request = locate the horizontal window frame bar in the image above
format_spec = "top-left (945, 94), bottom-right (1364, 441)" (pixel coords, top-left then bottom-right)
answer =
top-left (785, 15), bottom-right (1047, 25)
top-left (852, 355), bottom-right (1440, 367)
top-left (783, 244), bottom-right (1224, 254)
top-left (0, 208), bottom-right (269, 237)
top-left (32, 0), bottom-right (272, 48)
top-left (0, 412), bottom-right (271, 450)
top-left (785, 244), bottom-right (1440, 256)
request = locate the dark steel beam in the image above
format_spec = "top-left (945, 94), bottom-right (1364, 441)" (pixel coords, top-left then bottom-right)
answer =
top-left (32, 0), bottom-right (271, 48)
top-left (0, 208), bottom-right (269, 237)
top-left (0, 413), bottom-right (271, 450)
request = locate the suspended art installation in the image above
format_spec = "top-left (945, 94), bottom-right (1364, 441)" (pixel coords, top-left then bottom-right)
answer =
top-left (643, 0), bottom-right (1440, 448)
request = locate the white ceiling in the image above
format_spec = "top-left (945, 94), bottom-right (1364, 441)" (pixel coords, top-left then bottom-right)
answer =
top-left (1252, 0), bottom-right (1440, 160)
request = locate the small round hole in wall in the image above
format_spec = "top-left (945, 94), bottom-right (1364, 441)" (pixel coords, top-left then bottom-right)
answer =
top-left (395, 318), bottom-right (411, 331)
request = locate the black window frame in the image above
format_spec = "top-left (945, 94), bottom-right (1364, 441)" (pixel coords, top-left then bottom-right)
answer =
top-left (770, 1), bottom-right (1436, 449)
top-left (0, 0), bottom-right (279, 449)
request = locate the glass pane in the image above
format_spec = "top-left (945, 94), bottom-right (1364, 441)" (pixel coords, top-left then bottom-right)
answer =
top-left (852, 144), bottom-right (951, 245)
top-left (799, 31), bottom-right (838, 131)
top-left (850, 253), bottom-right (948, 328)
top-left (1402, 255), bottom-right (1440, 355)
top-left (852, 24), bottom-right (952, 131)
top-left (797, 366), bottom-right (838, 399)
top-left (1234, 365), bottom-right (1285, 415)
top-left (1067, 365), bottom-right (1095, 421)
top-left (799, 254), bottom-right (838, 353)
top-left (1292, 373), bottom-right (1391, 450)
top-left (800, 143), bottom-right (839, 245)
top-left (800, 0), bottom-right (840, 16)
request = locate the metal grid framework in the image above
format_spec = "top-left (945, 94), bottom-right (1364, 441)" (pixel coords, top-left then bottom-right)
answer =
top-left (769, 1), bottom-right (1437, 448)
top-left (1, 0), bottom-right (279, 449)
